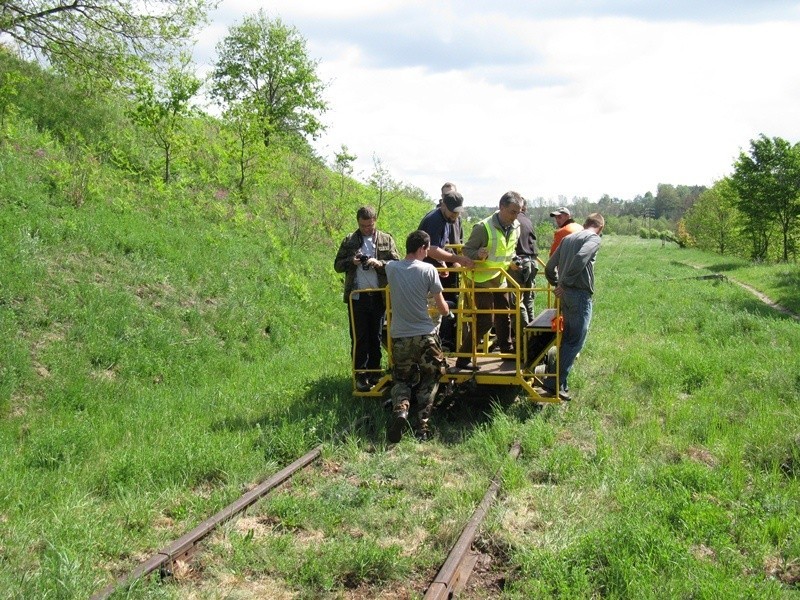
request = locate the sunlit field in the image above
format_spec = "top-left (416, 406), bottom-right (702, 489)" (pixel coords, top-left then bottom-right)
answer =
top-left (2, 218), bottom-right (797, 597)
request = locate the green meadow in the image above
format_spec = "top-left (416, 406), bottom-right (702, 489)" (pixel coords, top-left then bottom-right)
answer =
top-left (2, 169), bottom-right (799, 598)
top-left (2, 45), bottom-right (799, 600)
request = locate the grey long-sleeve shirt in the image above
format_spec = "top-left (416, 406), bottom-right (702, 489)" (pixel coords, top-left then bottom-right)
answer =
top-left (545, 228), bottom-right (601, 294)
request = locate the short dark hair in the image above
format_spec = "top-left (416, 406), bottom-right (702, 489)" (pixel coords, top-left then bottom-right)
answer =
top-left (406, 230), bottom-right (430, 254)
top-left (499, 191), bottom-right (523, 209)
top-left (357, 206), bottom-right (377, 220)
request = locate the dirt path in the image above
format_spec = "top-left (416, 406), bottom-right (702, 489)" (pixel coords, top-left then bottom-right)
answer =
top-left (685, 263), bottom-right (800, 321)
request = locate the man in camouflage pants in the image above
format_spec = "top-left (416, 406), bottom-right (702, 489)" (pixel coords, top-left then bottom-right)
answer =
top-left (384, 230), bottom-right (451, 442)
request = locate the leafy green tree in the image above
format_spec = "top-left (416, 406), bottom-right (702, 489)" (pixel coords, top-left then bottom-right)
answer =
top-left (333, 144), bottom-right (357, 202)
top-left (0, 68), bottom-right (26, 133)
top-left (654, 183), bottom-right (681, 220)
top-left (128, 56), bottom-right (201, 183)
top-left (0, 0), bottom-right (216, 83)
top-left (684, 178), bottom-right (742, 255)
top-left (210, 12), bottom-right (327, 149)
top-left (220, 101), bottom-right (261, 192)
top-left (732, 134), bottom-right (800, 262)
top-left (368, 154), bottom-right (399, 218)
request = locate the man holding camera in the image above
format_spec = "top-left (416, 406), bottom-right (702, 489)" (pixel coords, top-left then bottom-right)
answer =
top-left (334, 206), bottom-right (400, 391)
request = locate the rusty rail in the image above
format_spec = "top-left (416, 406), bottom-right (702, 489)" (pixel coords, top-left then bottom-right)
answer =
top-left (424, 441), bottom-right (521, 600)
top-left (91, 445), bottom-right (323, 600)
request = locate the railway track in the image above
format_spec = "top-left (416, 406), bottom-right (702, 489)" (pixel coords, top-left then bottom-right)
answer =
top-left (90, 446), bottom-right (323, 600)
top-left (90, 436), bottom-right (522, 599)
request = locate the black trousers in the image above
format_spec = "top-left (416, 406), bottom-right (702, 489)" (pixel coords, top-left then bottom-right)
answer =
top-left (348, 292), bottom-right (385, 371)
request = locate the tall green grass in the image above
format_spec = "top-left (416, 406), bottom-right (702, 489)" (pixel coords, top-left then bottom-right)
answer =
top-left (166, 237), bottom-right (798, 600)
top-left (3, 111), bottom-right (799, 597)
top-left (0, 116), bottom-right (427, 596)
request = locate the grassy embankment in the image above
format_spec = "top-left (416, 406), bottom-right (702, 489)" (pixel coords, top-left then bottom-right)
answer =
top-left (1, 55), bottom-right (799, 597)
top-left (167, 236), bottom-right (800, 600)
top-left (4, 156), bottom-right (798, 599)
top-left (0, 111), bottom-right (426, 597)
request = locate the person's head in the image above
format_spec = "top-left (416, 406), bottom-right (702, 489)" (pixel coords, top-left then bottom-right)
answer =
top-left (406, 230), bottom-right (431, 256)
top-left (440, 191), bottom-right (465, 223)
top-left (549, 207), bottom-right (572, 227)
top-left (519, 196), bottom-right (528, 213)
top-left (497, 191), bottom-right (523, 227)
top-left (441, 182), bottom-right (457, 197)
top-left (584, 212), bottom-right (605, 233)
top-left (356, 206), bottom-right (377, 236)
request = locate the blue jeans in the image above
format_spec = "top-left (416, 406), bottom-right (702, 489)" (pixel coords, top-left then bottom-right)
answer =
top-left (549, 288), bottom-right (592, 391)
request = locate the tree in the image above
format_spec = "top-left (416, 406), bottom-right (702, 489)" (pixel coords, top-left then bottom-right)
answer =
top-left (333, 144), bottom-right (356, 203)
top-left (0, 68), bottom-right (27, 133)
top-left (732, 134), bottom-right (800, 262)
top-left (684, 178), bottom-right (742, 255)
top-left (128, 55), bottom-right (201, 183)
top-left (654, 183), bottom-right (680, 220)
top-left (210, 12), bottom-right (327, 149)
top-left (368, 154), bottom-right (399, 218)
top-left (0, 0), bottom-right (216, 83)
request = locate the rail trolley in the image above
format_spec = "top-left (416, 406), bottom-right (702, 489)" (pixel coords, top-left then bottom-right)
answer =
top-left (349, 256), bottom-right (566, 404)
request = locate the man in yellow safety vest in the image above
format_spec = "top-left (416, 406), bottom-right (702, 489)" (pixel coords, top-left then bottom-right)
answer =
top-left (454, 191), bottom-right (523, 370)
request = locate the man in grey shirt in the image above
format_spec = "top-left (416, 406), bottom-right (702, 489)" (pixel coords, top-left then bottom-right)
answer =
top-left (385, 230), bottom-right (451, 442)
top-left (543, 213), bottom-right (605, 400)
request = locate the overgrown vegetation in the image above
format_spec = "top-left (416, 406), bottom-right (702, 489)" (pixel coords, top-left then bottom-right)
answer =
top-left (1, 36), bottom-right (799, 600)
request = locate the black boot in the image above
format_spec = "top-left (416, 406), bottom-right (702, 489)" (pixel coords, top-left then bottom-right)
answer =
top-left (388, 408), bottom-right (409, 443)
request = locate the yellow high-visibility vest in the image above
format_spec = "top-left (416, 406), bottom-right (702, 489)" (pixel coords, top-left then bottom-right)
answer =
top-left (468, 216), bottom-right (520, 283)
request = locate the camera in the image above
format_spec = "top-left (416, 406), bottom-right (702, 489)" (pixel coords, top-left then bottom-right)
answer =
top-left (359, 254), bottom-right (370, 270)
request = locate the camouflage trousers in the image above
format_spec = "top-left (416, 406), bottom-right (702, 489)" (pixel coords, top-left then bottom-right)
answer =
top-left (390, 334), bottom-right (445, 422)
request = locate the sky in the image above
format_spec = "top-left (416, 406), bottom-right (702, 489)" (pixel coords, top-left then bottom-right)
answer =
top-left (193, 1), bottom-right (800, 206)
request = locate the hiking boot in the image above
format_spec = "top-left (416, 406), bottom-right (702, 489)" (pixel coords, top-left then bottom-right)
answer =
top-left (537, 387), bottom-right (571, 401)
top-left (355, 376), bottom-right (371, 392)
top-left (387, 409), bottom-right (409, 443)
top-left (416, 420), bottom-right (434, 442)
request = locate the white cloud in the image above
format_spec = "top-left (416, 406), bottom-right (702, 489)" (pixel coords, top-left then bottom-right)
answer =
top-left (195, 2), bottom-right (800, 204)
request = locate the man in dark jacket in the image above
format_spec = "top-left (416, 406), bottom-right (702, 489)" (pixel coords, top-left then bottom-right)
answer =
top-left (334, 206), bottom-right (400, 391)
top-left (512, 197), bottom-right (539, 326)
top-left (418, 185), bottom-right (475, 350)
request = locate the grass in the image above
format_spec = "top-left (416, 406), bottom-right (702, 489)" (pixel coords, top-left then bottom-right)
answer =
top-left (166, 236), bottom-right (799, 600)
top-left (663, 242), bottom-right (800, 315)
top-left (7, 49), bottom-right (796, 598)
top-left (2, 162), bottom-right (800, 600)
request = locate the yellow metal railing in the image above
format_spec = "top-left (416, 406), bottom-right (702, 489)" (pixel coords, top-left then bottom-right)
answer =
top-left (349, 258), bottom-right (567, 402)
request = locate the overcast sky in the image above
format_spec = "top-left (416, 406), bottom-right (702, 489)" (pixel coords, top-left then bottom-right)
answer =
top-left (193, 1), bottom-right (800, 206)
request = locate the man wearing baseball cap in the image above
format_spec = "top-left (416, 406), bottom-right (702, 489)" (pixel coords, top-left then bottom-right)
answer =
top-left (418, 186), bottom-right (475, 350)
top-left (549, 207), bottom-right (582, 256)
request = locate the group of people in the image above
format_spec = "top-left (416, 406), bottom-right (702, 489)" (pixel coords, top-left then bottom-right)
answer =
top-left (334, 185), bottom-right (604, 442)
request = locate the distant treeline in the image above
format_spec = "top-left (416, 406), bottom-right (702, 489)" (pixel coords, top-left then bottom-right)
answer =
top-left (466, 139), bottom-right (800, 264)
